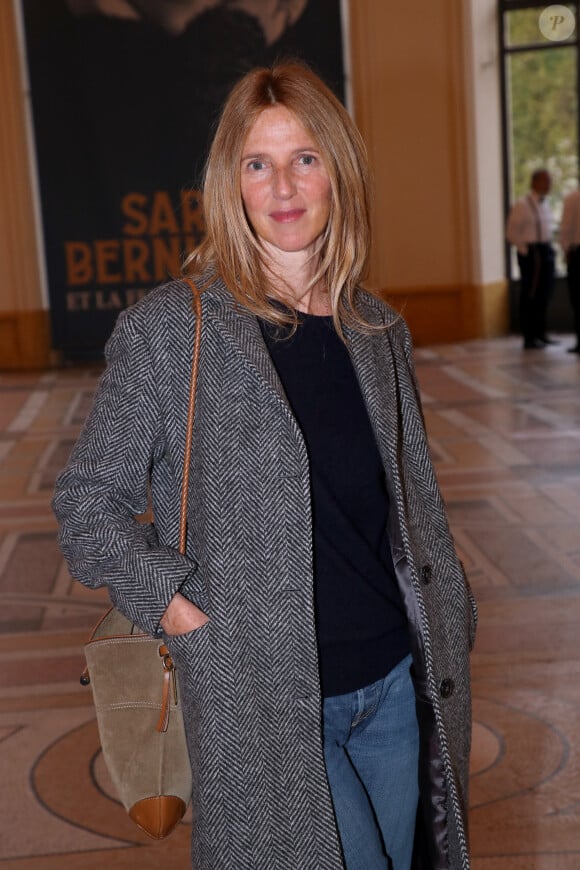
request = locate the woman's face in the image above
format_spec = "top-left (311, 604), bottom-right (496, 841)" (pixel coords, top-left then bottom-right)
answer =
top-left (240, 106), bottom-right (332, 258)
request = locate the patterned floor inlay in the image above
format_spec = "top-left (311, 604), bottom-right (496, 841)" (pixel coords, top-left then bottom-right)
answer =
top-left (1, 334), bottom-right (579, 867)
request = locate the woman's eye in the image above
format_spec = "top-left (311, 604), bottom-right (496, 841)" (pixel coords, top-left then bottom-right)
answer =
top-left (298, 154), bottom-right (315, 166)
top-left (247, 160), bottom-right (265, 171)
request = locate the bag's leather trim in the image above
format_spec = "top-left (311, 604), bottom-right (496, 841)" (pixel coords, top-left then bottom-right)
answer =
top-left (129, 795), bottom-right (187, 840)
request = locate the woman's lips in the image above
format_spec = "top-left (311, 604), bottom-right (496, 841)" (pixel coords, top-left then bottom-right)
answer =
top-left (269, 209), bottom-right (306, 223)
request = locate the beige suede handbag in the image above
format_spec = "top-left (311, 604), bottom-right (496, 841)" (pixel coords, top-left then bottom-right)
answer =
top-left (81, 280), bottom-right (202, 839)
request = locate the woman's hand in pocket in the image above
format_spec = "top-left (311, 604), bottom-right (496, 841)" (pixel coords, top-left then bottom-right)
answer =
top-left (160, 592), bottom-right (209, 636)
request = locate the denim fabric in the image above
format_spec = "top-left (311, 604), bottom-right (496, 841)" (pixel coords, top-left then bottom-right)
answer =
top-left (322, 653), bottom-right (419, 870)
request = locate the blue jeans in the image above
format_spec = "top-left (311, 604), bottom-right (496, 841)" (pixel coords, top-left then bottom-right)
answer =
top-left (322, 653), bottom-right (419, 870)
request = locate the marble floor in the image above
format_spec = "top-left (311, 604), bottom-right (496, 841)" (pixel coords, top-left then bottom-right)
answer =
top-left (0, 334), bottom-right (579, 869)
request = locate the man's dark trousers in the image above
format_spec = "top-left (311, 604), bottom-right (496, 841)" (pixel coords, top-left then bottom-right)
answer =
top-left (517, 242), bottom-right (555, 347)
top-left (566, 246), bottom-right (580, 348)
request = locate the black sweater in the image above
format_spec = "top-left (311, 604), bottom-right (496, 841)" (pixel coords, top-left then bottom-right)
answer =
top-left (260, 310), bottom-right (410, 697)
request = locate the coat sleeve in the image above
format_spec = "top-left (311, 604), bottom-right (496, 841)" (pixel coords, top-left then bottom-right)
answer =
top-left (52, 306), bottom-right (199, 636)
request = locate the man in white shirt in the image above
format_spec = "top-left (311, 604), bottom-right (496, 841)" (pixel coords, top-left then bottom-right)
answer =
top-left (557, 188), bottom-right (580, 353)
top-left (506, 169), bottom-right (557, 349)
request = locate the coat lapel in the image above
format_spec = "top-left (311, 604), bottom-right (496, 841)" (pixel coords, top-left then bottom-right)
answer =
top-left (345, 299), bottom-right (411, 548)
top-left (346, 299), bottom-right (409, 567)
top-left (201, 281), bottom-right (304, 441)
top-left (345, 298), bottom-right (402, 471)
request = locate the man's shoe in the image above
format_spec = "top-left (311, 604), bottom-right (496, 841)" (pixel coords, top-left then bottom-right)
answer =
top-left (523, 339), bottom-right (545, 349)
top-left (567, 345), bottom-right (580, 354)
top-left (538, 336), bottom-right (560, 345)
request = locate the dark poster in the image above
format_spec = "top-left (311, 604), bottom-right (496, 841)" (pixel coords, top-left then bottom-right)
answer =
top-left (22, 0), bottom-right (344, 359)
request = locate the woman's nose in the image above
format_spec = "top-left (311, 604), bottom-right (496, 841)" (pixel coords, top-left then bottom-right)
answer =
top-left (272, 166), bottom-right (295, 198)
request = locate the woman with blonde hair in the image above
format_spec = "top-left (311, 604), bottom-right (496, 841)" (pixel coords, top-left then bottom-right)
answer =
top-left (54, 61), bottom-right (477, 869)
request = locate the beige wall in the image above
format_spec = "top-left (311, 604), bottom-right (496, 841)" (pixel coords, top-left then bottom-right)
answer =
top-left (0, 0), bottom-right (509, 369)
top-left (348, 0), bottom-right (508, 342)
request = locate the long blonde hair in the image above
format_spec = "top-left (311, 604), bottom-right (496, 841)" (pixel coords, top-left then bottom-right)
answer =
top-left (185, 61), bottom-right (373, 332)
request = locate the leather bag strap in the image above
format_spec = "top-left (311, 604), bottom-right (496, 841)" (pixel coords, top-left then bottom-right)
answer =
top-left (179, 278), bottom-right (202, 556)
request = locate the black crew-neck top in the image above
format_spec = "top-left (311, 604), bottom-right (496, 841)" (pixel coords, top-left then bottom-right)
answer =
top-left (260, 309), bottom-right (410, 697)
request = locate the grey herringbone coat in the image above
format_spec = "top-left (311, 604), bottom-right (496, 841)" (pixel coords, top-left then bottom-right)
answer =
top-left (53, 277), bottom-right (477, 869)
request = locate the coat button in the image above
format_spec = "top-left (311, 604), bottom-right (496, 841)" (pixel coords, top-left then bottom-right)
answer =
top-left (440, 678), bottom-right (454, 699)
top-left (421, 565), bottom-right (432, 584)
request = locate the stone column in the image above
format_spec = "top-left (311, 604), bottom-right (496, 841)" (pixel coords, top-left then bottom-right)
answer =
top-left (0, 0), bottom-right (50, 369)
